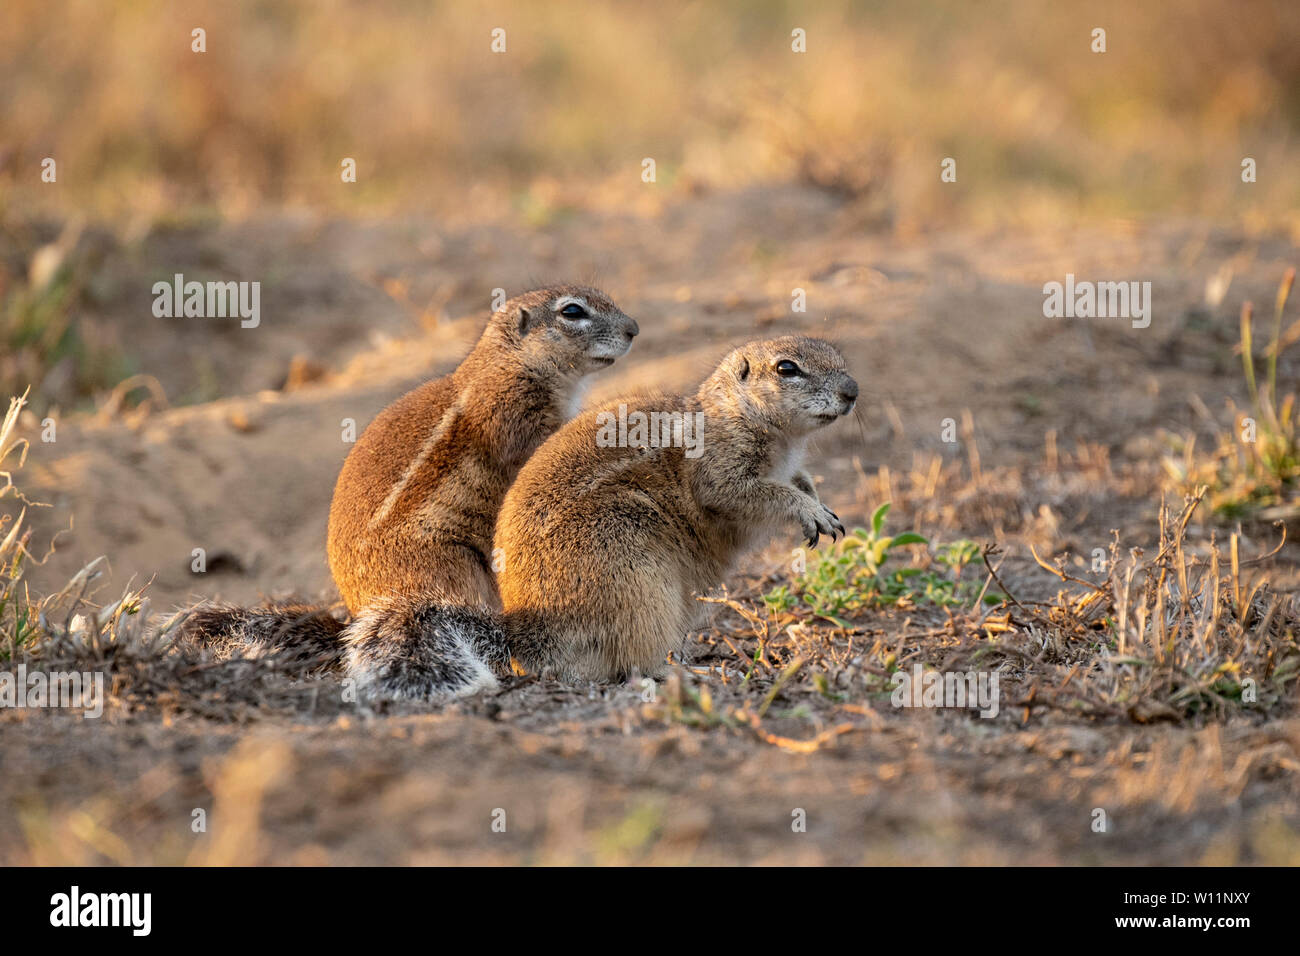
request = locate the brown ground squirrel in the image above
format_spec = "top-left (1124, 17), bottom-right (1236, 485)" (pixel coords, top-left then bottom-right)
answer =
top-left (182, 285), bottom-right (639, 672)
top-left (344, 335), bottom-right (857, 698)
top-left (328, 285), bottom-right (639, 615)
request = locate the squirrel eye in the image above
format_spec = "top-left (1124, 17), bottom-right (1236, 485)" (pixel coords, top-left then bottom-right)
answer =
top-left (775, 359), bottom-right (801, 377)
top-left (559, 303), bottom-right (588, 318)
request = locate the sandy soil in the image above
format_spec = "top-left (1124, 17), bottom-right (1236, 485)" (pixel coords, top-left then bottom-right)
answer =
top-left (4, 185), bottom-right (1300, 864)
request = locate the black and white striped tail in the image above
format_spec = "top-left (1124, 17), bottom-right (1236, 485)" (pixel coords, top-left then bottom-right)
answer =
top-left (342, 595), bottom-right (512, 702)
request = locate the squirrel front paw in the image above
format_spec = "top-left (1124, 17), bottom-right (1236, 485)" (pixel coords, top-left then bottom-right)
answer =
top-left (796, 499), bottom-right (845, 548)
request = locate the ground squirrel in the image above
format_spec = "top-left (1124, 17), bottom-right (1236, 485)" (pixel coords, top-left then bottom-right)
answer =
top-left (328, 285), bottom-right (639, 615)
top-left (182, 285), bottom-right (639, 671)
top-left (348, 335), bottom-right (857, 699)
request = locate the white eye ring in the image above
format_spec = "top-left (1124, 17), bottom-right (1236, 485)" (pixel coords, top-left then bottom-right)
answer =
top-left (555, 297), bottom-right (593, 322)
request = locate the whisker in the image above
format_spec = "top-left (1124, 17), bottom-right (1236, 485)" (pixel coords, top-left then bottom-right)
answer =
top-left (853, 403), bottom-right (873, 459)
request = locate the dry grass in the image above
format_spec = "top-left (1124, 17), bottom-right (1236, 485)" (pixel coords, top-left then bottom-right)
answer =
top-left (1168, 268), bottom-right (1300, 519)
top-left (643, 484), bottom-right (1298, 750)
top-left (992, 489), bottom-right (1300, 720)
top-left (3, 0), bottom-right (1299, 231)
top-left (2, 391), bottom-right (161, 663)
top-left (1, 392), bottom-right (347, 721)
top-left (0, 219), bottom-right (131, 414)
top-left (861, 434), bottom-right (1148, 540)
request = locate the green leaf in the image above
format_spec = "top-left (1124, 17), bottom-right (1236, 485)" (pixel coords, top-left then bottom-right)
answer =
top-left (871, 502), bottom-right (891, 536)
top-left (890, 532), bottom-right (929, 547)
top-left (817, 613), bottom-right (853, 628)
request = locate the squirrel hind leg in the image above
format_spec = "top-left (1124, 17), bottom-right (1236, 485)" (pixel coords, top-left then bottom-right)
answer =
top-left (343, 598), bottom-right (505, 702)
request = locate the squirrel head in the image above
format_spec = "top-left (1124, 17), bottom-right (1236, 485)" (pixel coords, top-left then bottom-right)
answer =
top-left (703, 336), bottom-right (858, 435)
top-left (492, 285), bottom-right (639, 376)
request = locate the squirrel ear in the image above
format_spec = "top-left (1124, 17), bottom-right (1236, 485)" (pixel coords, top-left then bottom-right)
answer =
top-left (516, 306), bottom-right (531, 335)
top-left (736, 356), bottom-right (750, 381)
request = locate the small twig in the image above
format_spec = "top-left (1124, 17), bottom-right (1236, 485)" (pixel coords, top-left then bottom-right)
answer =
top-left (757, 655), bottom-right (806, 718)
top-left (1029, 543), bottom-right (1106, 593)
top-left (980, 544), bottom-right (1028, 610)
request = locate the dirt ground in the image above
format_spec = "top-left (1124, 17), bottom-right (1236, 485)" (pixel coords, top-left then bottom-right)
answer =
top-left (4, 184), bottom-right (1300, 864)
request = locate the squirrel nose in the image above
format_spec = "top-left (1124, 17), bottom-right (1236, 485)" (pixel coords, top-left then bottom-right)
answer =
top-left (624, 319), bottom-right (640, 339)
top-left (839, 378), bottom-right (859, 403)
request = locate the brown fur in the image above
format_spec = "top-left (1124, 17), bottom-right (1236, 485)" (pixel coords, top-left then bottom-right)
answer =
top-left (180, 286), bottom-right (637, 679)
top-left (328, 285), bottom-right (639, 616)
top-left (496, 336), bottom-right (858, 681)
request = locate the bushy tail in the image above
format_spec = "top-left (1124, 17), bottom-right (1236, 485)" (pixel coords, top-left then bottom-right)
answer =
top-left (342, 595), bottom-right (514, 702)
top-left (179, 601), bottom-right (347, 674)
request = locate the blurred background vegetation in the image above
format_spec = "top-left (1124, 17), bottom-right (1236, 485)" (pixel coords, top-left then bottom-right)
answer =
top-left (3, 0), bottom-right (1298, 226)
top-left (2, 0), bottom-right (1299, 411)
